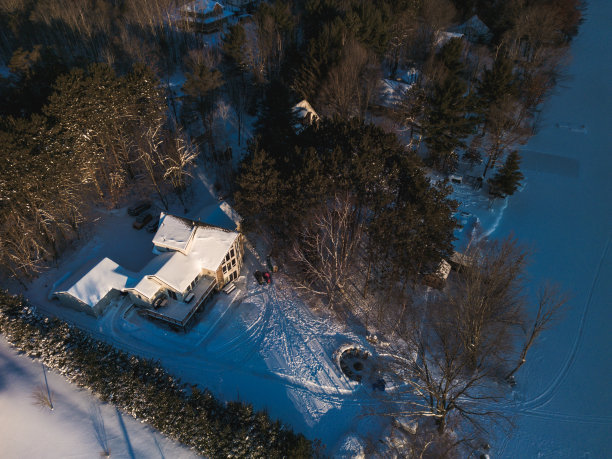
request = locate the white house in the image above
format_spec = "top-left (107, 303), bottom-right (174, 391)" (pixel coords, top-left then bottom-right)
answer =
top-left (53, 211), bottom-right (244, 328)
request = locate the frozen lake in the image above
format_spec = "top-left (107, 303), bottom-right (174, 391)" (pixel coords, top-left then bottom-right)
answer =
top-left (491, 1), bottom-right (612, 456)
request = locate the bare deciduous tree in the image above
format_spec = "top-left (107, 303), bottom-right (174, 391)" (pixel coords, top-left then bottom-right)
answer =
top-left (480, 95), bottom-right (531, 178)
top-left (319, 40), bottom-right (381, 120)
top-left (32, 384), bottom-right (54, 410)
top-left (291, 194), bottom-right (364, 308)
top-left (161, 128), bottom-right (197, 206)
top-left (506, 284), bottom-right (568, 381)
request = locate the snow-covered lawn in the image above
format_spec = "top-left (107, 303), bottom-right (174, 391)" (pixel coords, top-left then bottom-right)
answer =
top-left (7, 166), bottom-right (390, 455)
top-left (0, 336), bottom-right (197, 459)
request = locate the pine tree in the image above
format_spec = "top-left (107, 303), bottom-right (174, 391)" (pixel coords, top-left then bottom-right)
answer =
top-left (422, 75), bottom-right (474, 172)
top-left (254, 79), bottom-right (298, 164)
top-left (488, 150), bottom-right (524, 197)
top-left (422, 38), bottom-right (476, 173)
top-left (234, 143), bottom-right (283, 229)
top-left (476, 52), bottom-right (517, 133)
top-left (222, 23), bottom-right (246, 69)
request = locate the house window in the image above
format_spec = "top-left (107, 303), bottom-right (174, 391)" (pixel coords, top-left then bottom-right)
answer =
top-left (225, 253), bottom-right (230, 262)
top-left (232, 259), bottom-right (236, 267)
top-left (230, 249), bottom-right (235, 258)
top-left (222, 265), bottom-right (227, 273)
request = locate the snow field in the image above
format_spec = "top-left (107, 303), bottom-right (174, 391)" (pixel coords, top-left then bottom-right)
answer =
top-left (0, 336), bottom-right (197, 459)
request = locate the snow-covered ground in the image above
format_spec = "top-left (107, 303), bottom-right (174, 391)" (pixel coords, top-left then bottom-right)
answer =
top-left (0, 336), bottom-right (197, 459)
top-left (3, 2), bottom-right (610, 456)
top-left (484, 1), bottom-right (611, 456)
top-left (7, 163), bottom-right (390, 455)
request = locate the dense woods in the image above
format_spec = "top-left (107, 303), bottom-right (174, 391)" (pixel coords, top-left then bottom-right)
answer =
top-left (0, 0), bottom-right (583, 456)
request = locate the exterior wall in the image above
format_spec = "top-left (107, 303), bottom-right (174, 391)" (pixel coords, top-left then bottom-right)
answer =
top-left (93, 290), bottom-right (120, 316)
top-left (216, 266), bottom-right (224, 286)
top-left (128, 291), bottom-right (153, 307)
top-left (56, 292), bottom-right (97, 316)
top-left (55, 289), bottom-right (118, 317)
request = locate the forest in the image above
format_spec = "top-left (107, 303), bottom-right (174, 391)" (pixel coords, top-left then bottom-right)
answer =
top-left (0, 0), bottom-right (583, 456)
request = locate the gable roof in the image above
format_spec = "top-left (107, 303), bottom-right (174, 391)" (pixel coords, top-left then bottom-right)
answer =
top-left (151, 213), bottom-right (240, 292)
top-left (63, 258), bottom-right (133, 308)
top-left (57, 213), bottom-right (241, 308)
top-left (152, 213), bottom-right (196, 252)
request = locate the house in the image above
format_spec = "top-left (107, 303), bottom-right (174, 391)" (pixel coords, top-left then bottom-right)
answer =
top-left (423, 259), bottom-right (451, 289)
top-left (178, 0), bottom-right (233, 33)
top-left (377, 79), bottom-right (414, 109)
top-left (292, 100), bottom-right (320, 133)
top-left (434, 30), bottom-right (464, 49)
top-left (53, 211), bottom-right (244, 328)
top-left (224, 0), bottom-right (259, 11)
top-left (452, 15), bottom-right (492, 43)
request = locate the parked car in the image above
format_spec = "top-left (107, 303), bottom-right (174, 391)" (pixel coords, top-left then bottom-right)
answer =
top-left (128, 201), bottom-right (151, 216)
top-left (133, 212), bottom-right (152, 229)
top-left (146, 216), bottom-right (160, 233)
top-left (254, 270), bottom-right (264, 285)
top-left (263, 272), bottom-right (271, 284)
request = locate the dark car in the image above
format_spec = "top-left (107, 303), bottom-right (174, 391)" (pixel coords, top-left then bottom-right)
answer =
top-left (254, 270), bottom-right (264, 285)
top-left (146, 216), bottom-right (160, 233)
top-left (133, 212), bottom-right (152, 229)
top-left (128, 201), bottom-right (151, 216)
top-left (263, 272), bottom-right (271, 284)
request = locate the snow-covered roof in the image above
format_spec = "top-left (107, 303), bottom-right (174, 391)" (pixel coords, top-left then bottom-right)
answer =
top-left (435, 30), bottom-right (464, 48)
top-left (398, 67), bottom-right (419, 85)
top-left (149, 213), bottom-right (240, 292)
top-left (150, 224), bottom-right (238, 292)
top-left (181, 0), bottom-right (224, 15)
top-left (454, 15), bottom-right (491, 41)
top-left (378, 79), bottom-right (414, 108)
top-left (292, 100), bottom-right (320, 130)
top-left (152, 213), bottom-right (196, 252)
top-left (63, 258), bottom-right (132, 308)
top-left (179, 0), bottom-right (233, 25)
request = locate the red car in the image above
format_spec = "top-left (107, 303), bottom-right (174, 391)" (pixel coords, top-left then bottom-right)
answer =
top-left (263, 272), bottom-right (271, 284)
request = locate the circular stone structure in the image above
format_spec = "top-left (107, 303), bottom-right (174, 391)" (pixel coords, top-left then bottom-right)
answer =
top-left (338, 347), bottom-right (370, 382)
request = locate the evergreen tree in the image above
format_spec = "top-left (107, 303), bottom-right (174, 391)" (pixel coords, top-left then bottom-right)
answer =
top-left (222, 23), bottom-right (247, 69)
top-left (234, 143), bottom-right (283, 229)
top-left (488, 150), bottom-right (524, 197)
top-left (476, 52), bottom-right (517, 133)
top-left (422, 38), bottom-right (476, 172)
top-left (183, 63), bottom-right (223, 153)
top-left (422, 75), bottom-right (474, 172)
top-left (254, 79), bottom-right (298, 164)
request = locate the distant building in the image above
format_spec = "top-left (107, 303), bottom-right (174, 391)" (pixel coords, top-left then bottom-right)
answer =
top-left (423, 259), bottom-right (452, 289)
top-left (292, 100), bottom-right (320, 133)
top-left (178, 0), bottom-right (233, 33)
top-left (434, 30), bottom-right (464, 49)
top-left (53, 208), bottom-right (244, 328)
top-left (452, 15), bottom-right (492, 43)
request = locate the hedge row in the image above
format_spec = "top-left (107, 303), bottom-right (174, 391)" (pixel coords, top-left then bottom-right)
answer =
top-left (0, 290), bottom-right (313, 458)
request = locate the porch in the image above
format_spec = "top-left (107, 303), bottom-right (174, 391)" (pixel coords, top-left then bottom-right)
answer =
top-left (141, 276), bottom-right (217, 328)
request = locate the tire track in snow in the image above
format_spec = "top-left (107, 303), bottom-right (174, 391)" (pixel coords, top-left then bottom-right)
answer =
top-left (520, 234), bottom-right (610, 412)
top-left (497, 235), bottom-right (611, 458)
